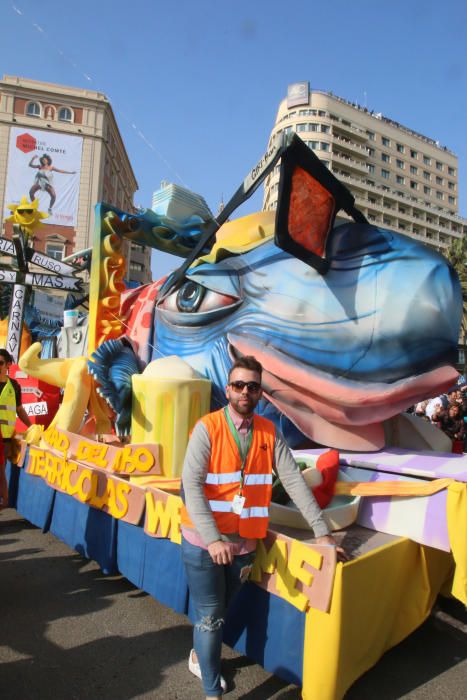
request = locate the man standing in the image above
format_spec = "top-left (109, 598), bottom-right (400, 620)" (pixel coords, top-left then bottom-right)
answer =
top-left (181, 355), bottom-right (345, 699)
top-left (0, 349), bottom-right (32, 509)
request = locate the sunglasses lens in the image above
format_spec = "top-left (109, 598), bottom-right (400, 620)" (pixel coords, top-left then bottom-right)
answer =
top-left (230, 381), bottom-right (260, 393)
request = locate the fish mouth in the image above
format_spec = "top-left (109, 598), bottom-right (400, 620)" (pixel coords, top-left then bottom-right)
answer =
top-left (228, 332), bottom-right (458, 450)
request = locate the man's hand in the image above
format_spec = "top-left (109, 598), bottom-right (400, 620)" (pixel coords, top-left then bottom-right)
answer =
top-left (207, 540), bottom-right (234, 565)
top-left (315, 534), bottom-right (349, 562)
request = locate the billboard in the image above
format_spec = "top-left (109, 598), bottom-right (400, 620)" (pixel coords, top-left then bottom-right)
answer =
top-left (4, 128), bottom-right (83, 227)
top-left (287, 82), bottom-right (310, 109)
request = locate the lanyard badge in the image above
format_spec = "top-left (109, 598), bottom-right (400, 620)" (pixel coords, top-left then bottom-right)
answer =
top-left (224, 407), bottom-right (253, 514)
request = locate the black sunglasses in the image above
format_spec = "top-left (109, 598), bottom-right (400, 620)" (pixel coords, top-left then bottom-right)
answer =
top-left (229, 381), bottom-right (261, 393)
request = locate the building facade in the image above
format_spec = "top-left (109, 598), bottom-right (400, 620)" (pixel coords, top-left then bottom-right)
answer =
top-left (0, 75), bottom-right (151, 285)
top-left (263, 84), bottom-right (467, 251)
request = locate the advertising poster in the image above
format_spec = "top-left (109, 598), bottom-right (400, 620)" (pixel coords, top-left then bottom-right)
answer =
top-left (4, 128), bottom-right (83, 227)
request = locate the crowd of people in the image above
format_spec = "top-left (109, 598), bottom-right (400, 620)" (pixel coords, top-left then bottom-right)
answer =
top-left (409, 383), bottom-right (467, 453)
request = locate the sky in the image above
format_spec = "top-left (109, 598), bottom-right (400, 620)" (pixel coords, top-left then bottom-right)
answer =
top-left (1, 0), bottom-right (466, 279)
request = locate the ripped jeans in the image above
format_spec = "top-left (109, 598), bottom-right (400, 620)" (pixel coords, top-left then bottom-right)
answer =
top-left (181, 537), bottom-right (256, 696)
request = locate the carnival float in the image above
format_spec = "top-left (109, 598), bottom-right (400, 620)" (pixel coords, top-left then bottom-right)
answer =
top-left (3, 134), bottom-right (466, 700)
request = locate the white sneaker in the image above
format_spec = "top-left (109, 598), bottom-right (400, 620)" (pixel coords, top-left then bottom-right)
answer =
top-left (188, 649), bottom-right (227, 693)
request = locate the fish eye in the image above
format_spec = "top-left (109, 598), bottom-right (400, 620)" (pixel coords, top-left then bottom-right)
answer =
top-left (176, 281), bottom-right (206, 312)
top-left (158, 277), bottom-right (241, 323)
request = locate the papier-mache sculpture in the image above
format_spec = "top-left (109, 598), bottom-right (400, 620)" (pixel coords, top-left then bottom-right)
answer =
top-left (19, 134), bottom-right (461, 454)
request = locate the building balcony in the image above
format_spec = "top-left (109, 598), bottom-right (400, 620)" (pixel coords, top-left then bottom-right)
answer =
top-left (331, 152), bottom-right (368, 173)
top-left (331, 134), bottom-right (369, 157)
top-left (331, 119), bottom-right (368, 142)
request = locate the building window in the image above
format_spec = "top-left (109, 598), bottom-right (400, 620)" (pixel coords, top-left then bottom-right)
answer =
top-left (382, 136), bottom-right (390, 147)
top-left (381, 153), bottom-right (390, 163)
top-left (367, 164), bottom-right (375, 173)
top-left (297, 123), bottom-right (307, 132)
top-left (318, 110), bottom-right (326, 117)
top-left (423, 155), bottom-right (431, 165)
top-left (58, 107), bottom-right (73, 122)
top-left (308, 140), bottom-right (319, 150)
top-left (435, 176), bottom-right (443, 185)
top-left (448, 166), bottom-right (455, 176)
top-left (396, 175), bottom-right (404, 184)
top-left (447, 181), bottom-right (455, 191)
top-left (45, 242), bottom-right (64, 260)
top-left (284, 126), bottom-right (293, 135)
top-left (367, 130), bottom-right (375, 141)
top-left (396, 143), bottom-right (404, 153)
top-left (381, 169), bottom-right (390, 179)
top-left (396, 159), bottom-right (404, 169)
top-left (320, 142), bottom-right (330, 151)
top-left (410, 180), bottom-right (418, 189)
top-left (423, 171), bottom-right (431, 180)
top-left (436, 191), bottom-right (443, 200)
top-left (320, 124), bottom-right (330, 133)
top-left (410, 165), bottom-right (418, 174)
top-left (26, 101), bottom-right (41, 117)
top-left (410, 149), bottom-right (418, 158)
top-left (367, 147), bottom-right (375, 156)
top-left (129, 261), bottom-right (144, 272)
top-left (436, 161), bottom-right (443, 170)
top-left (423, 186), bottom-right (431, 195)
top-left (448, 195), bottom-right (455, 205)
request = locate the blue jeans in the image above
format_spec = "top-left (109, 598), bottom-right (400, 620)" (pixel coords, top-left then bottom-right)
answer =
top-left (181, 537), bottom-right (256, 696)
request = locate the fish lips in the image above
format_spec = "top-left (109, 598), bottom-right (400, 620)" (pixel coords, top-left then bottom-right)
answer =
top-left (228, 331), bottom-right (458, 430)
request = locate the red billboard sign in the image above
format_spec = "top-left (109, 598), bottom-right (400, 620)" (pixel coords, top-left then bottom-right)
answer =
top-left (16, 132), bottom-right (37, 154)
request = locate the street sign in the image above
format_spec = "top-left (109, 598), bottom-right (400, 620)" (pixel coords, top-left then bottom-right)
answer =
top-left (0, 269), bottom-right (17, 283)
top-left (0, 270), bottom-right (82, 291)
top-left (1, 225), bottom-right (82, 360)
top-left (25, 272), bottom-right (83, 292)
top-left (0, 236), bottom-right (78, 276)
top-left (6, 284), bottom-right (26, 361)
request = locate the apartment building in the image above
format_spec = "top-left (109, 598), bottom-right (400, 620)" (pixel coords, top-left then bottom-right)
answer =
top-left (0, 75), bottom-right (151, 285)
top-left (263, 83), bottom-right (467, 251)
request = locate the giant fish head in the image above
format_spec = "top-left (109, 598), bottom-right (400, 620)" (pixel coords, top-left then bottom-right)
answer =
top-left (152, 211), bottom-right (462, 451)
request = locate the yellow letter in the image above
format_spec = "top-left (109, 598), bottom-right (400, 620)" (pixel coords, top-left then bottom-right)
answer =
top-left (145, 492), bottom-right (181, 543)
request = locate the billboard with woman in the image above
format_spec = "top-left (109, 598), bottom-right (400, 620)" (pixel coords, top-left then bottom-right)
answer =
top-left (3, 128), bottom-right (83, 226)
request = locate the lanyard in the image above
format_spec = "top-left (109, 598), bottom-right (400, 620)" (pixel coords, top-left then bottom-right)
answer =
top-left (224, 407), bottom-right (253, 493)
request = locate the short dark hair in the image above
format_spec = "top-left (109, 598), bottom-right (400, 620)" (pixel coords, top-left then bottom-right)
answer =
top-left (40, 154), bottom-right (52, 165)
top-left (0, 349), bottom-right (13, 364)
top-left (228, 355), bottom-right (262, 381)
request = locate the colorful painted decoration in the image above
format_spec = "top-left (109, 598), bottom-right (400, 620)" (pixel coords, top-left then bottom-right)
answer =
top-left (5, 195), bottom-right (48, 236)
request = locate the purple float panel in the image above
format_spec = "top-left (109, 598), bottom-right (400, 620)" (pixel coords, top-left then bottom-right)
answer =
top-left (338, 448), bottom-right (467, 482)
top-left (340, 465), bottom-right (450, 552)
top-left (298, 448), bottom-right (455, 551)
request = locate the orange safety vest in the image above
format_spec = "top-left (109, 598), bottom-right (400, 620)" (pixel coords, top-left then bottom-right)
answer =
top-left (181, 408), bottom-right (276, 539)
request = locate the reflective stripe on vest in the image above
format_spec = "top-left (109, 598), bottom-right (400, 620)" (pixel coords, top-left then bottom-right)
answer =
top-left (244, 473), bottom-right (273, 486)
top-left (205, 470), bottom-right (242, 485)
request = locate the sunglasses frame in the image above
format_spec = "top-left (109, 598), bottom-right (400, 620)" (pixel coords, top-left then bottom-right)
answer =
top-left (228, 380), bottom-right (262, 394)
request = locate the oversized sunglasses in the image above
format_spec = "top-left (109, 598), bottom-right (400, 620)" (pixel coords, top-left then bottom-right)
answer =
top-left (229, 380), bottom-right (261, 393)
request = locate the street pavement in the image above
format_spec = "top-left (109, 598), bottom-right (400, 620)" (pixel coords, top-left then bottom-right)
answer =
top-left (1, 508), bottom-right (466, 700)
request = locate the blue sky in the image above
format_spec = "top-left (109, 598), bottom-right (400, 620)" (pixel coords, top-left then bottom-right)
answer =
top-left (1, 0), bottom-right (466, 278)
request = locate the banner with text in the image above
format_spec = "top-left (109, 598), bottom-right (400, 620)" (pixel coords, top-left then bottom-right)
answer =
top-left (4, 128), bottom-right (83, 226)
